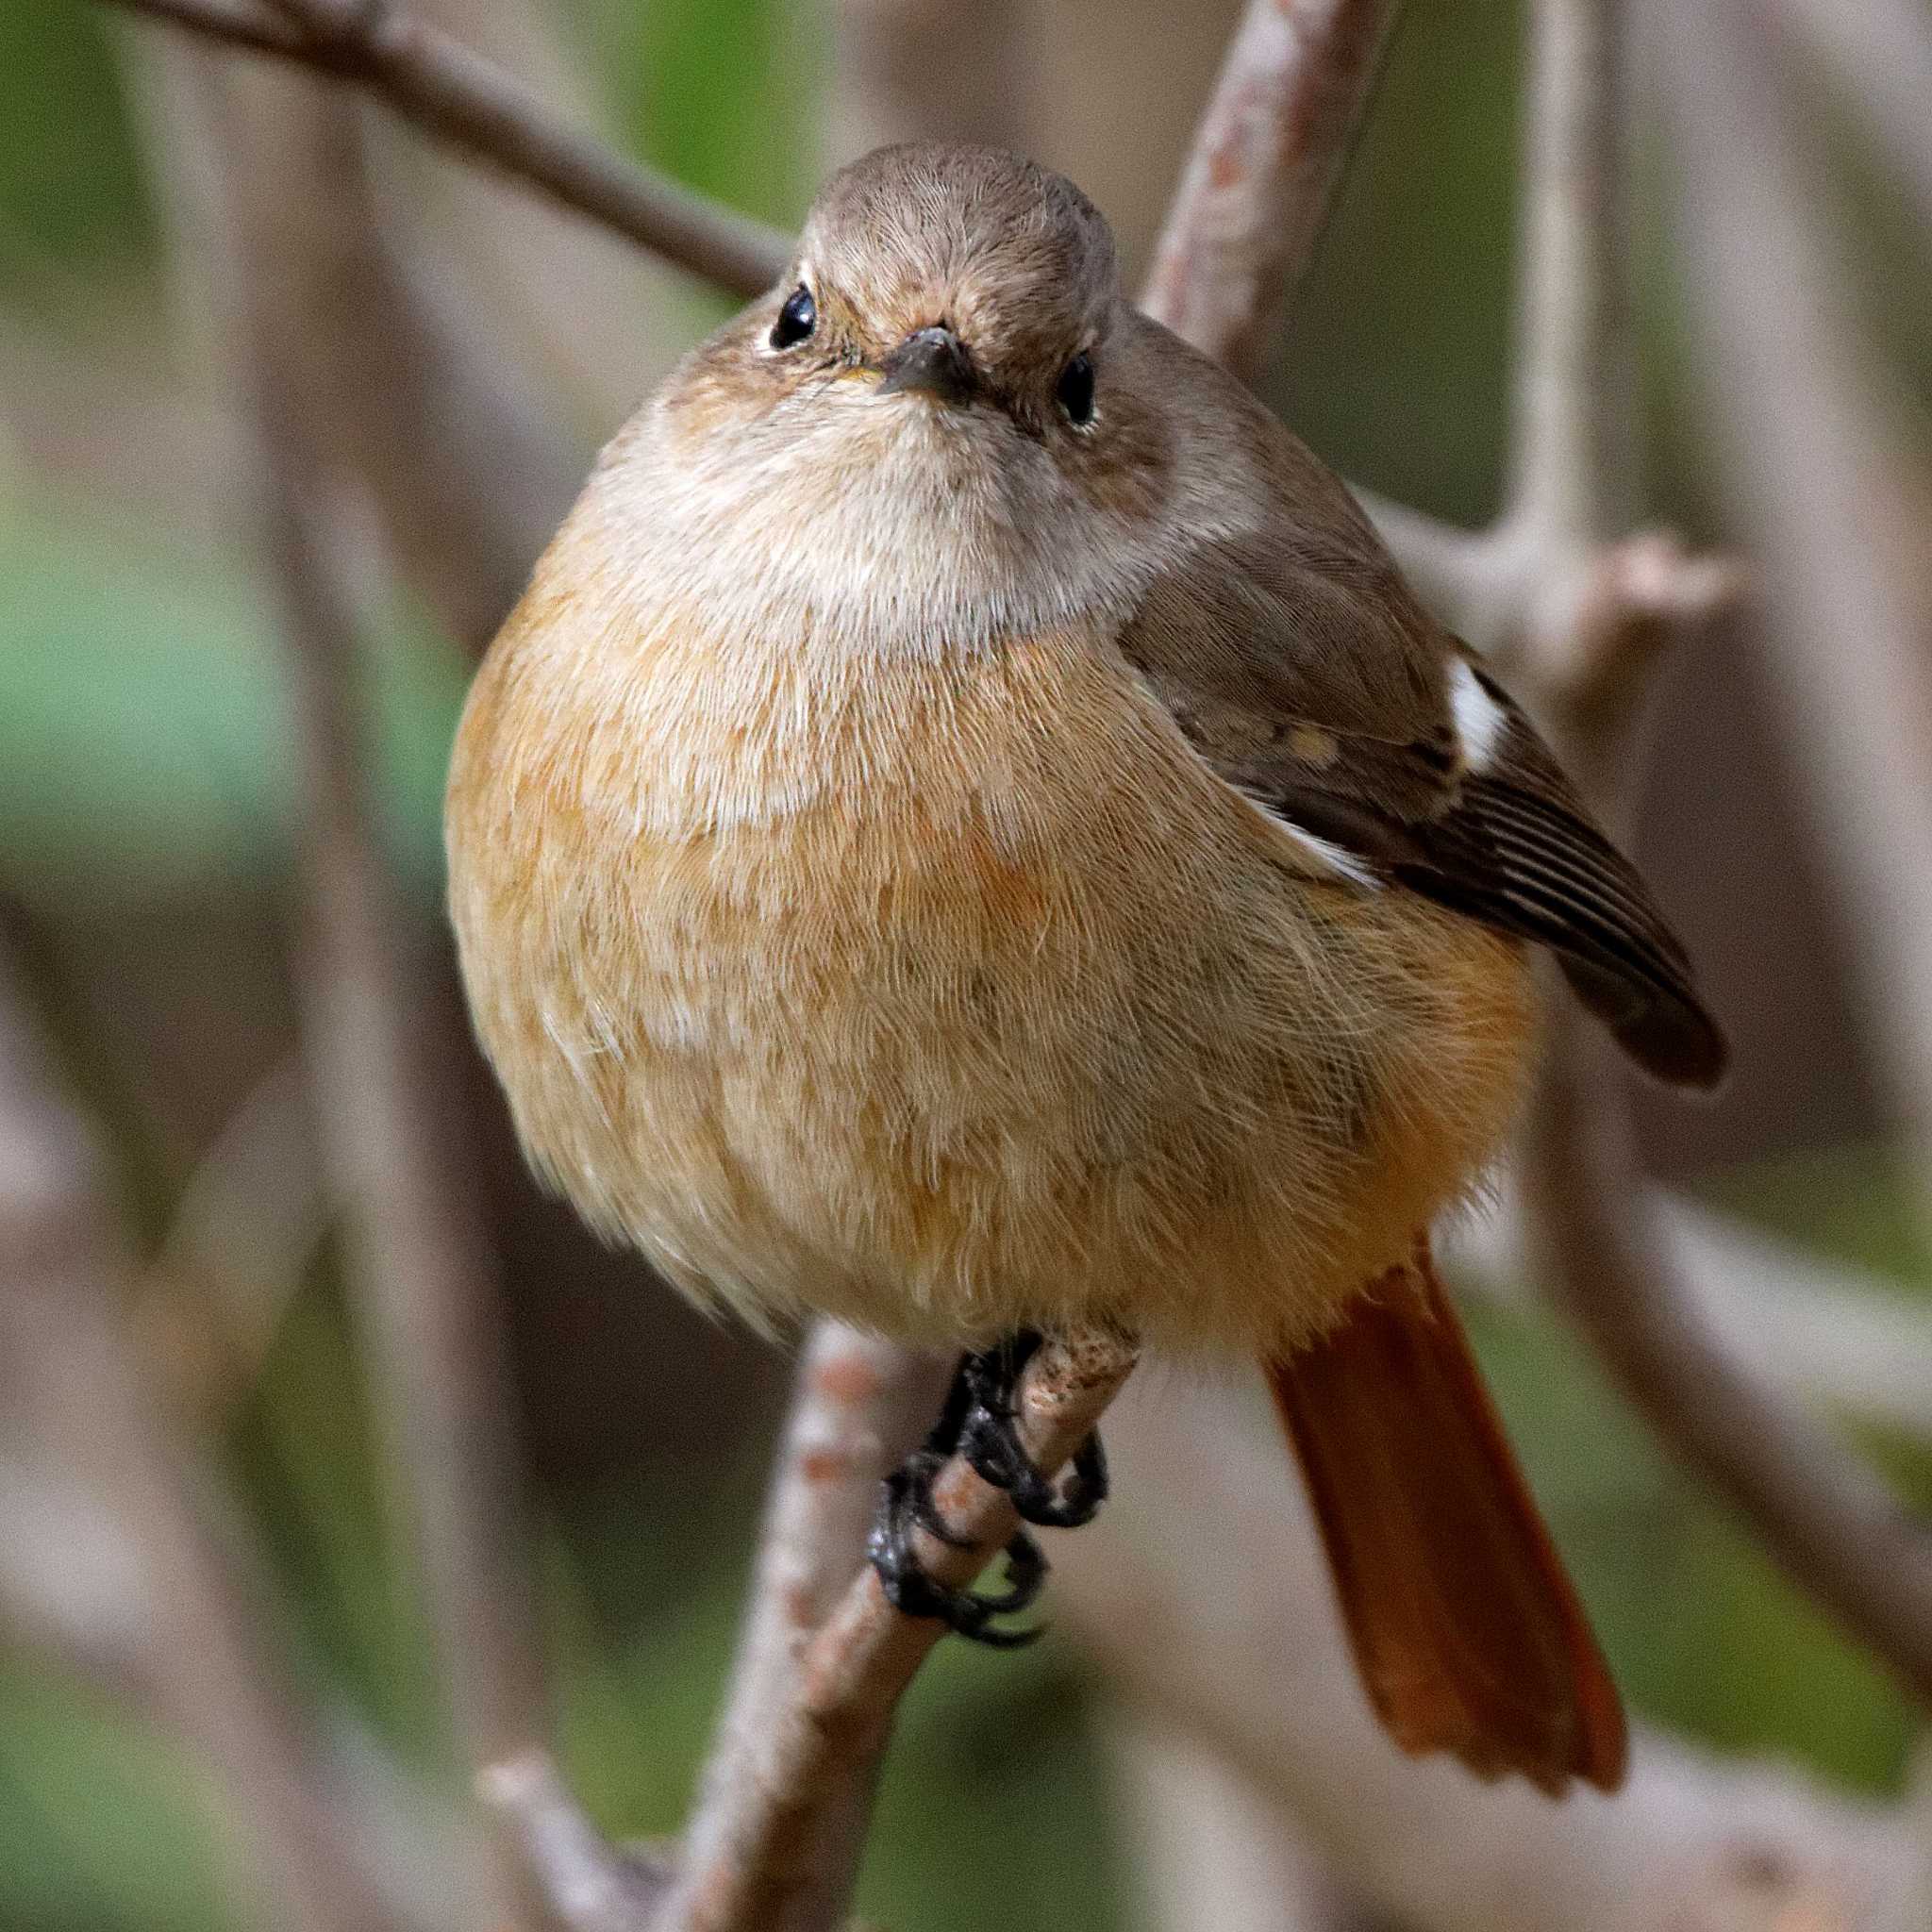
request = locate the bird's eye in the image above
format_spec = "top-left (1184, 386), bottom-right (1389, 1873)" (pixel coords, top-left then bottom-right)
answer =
top-left (770, 285), bottom-right (817, 350)
top-left (1056, 352), bottom-right (1095, 425)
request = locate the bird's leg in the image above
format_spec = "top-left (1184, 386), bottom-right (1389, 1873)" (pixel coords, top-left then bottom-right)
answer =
top-left (958, 1330), bottom-right (1109, 1528)
top-left (868, 1352), bottom-right (1048, 1647)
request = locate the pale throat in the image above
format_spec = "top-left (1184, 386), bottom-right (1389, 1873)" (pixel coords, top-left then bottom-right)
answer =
top-left (625, 380), bottom-right (1155, 661)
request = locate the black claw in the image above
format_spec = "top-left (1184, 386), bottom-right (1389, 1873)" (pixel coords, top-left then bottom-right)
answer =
top-left (868, 1457), bottom-right (1047, 1647)
top-left (958, 1333), bottom-right (1111, 1529)
top-left (866, 1328), bottom-right (1114, 1648)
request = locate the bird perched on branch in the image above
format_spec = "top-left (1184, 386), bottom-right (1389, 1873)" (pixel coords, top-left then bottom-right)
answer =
top-left (446, 142), bottom-right (1724, 1797)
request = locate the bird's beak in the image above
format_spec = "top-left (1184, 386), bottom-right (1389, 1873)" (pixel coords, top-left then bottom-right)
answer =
top-left (877, 325), bottom-right (976, 405)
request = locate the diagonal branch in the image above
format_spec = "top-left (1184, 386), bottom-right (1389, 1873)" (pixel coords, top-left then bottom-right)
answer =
top-left (1143, 0), bottom-right (1402, 382)
top-left (1524, 1026), bottom-right (1932, 1705)
top-left (100, 0), bottom-right (791, 295)
top-left (657, 1331), bottom-right (1136, 1932)
top-left (1053, 1375), bottom-right (1932, 1932)
top-left (675, 1327), bottom-right (951, 1932)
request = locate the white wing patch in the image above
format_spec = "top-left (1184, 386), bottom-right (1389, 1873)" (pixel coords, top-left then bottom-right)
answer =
top-left (1241, 792), bottom-right (1383, 889)
top-left (1449, 658), bottom-right (1507, 772)
top-left (1278, 821), bottom-right (1383, 888)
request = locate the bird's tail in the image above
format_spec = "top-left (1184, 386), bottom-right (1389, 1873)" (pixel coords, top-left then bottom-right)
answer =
top-left (1264, 1241), bottom-right (1627, 1795)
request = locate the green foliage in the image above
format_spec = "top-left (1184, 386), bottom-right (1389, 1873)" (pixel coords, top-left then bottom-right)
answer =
top-left (0, 501), bottom-right (469, 910)
top-left (0, 1669), bottom-right (230, 1932)
top-left (605, 0), bottom-right (823, 234)
top-left (0, 0), bottom-right (151, 282)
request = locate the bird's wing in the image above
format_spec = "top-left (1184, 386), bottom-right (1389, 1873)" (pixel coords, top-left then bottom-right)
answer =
top-left (1114, 389), bottom-right (1726, 1090)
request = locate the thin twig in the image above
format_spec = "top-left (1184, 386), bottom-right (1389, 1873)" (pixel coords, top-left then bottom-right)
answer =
top-left (100, 0), bottom-right (791, 296)
top-left (1141, 0), bottom-right (1401, 382)
top-left (658, 1332), bottom-right (1137, 1932)
top-left (480, 1750), bottom-right (674, 1932)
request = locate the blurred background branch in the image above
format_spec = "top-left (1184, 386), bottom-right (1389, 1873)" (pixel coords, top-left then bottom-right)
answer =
top-left (106, 0), bottom-right (791, 292)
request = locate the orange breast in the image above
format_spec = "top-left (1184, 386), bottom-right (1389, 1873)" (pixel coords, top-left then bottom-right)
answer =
top-left (446, 585), bottom-right (1537, 1356)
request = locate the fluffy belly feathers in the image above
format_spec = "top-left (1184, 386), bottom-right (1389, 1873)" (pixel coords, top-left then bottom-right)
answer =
top-left (445, 604), bottom-right (1533, 1355)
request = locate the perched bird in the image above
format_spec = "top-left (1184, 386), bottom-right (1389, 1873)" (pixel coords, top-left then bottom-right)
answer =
top-left (446, 142), bottom-right (1724, 1797)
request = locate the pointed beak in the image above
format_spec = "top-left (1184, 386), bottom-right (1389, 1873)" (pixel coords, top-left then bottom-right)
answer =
top-left (877, 325), bottom-right (976, 405)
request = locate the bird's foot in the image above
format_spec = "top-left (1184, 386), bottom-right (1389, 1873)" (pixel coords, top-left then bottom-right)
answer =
top-left (865, 1330), bottom-right (1108, 1648)
top-left (867, 1446), bottom-right (1047, 1648)
top-left (958, 1331), bottom-right (1109, 1529)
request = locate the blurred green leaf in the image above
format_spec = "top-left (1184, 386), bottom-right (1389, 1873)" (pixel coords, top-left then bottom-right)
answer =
top-left (0, 0), bottom-right (152, 278)
top-left (608, 0), bottom-right (821, 234)
top-left (0, 502), bottom-right (469, 911)
top-left (0, 1662), bottom-right (231, 1932)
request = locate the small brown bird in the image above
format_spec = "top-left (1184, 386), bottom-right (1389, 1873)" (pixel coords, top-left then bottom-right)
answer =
top-left (446, 142), bottom-right (1724, 1797)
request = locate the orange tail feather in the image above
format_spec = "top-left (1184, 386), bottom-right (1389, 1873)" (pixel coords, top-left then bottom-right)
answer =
top-left (1266, 1242), bottom-right (1627, 1796)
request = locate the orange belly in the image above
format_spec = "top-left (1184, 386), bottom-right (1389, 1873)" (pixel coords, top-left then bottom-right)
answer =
top-left (446, 596), bottom-right (1536, 1354)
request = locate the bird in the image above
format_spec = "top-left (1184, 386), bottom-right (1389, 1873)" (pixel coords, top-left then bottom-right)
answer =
top-left (445, 141), bottom-right (1725, 1798)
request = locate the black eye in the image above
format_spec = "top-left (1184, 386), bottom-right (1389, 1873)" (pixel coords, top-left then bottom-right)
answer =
top-left (770, 284), bottom-right (816, 349)
top-left (1056, 352), bottom-right (1095, 424)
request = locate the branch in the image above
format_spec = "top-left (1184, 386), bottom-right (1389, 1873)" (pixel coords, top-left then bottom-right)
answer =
top-left (1451, 1181), bottom-right (1932, 1442)
top-left (1655, 0), bottom-right (1932, 1238)
top-left (1504, 0), bottom-right (1636, 558)
top-left (1141, 0), bottom-right (1401, 381)
top-left (666, 35), bottom-right (1042, 1930)
top-left (1524, 1026), bottom-right (1932, 1705)
top-left (657, 1331), bottom-right (1137, 1932)
top-left (480, 1750), bottom-right (674, 1932)
top-left (677, 1326), bottom-right (951, 1932)
top-left (100, 0), bottom-right (1501, 630)
top-left (100, 0), bottom-right (791, 296)
top-left (1591, 0), bottom-right (1932, 1700)
top-left (172, 54), bottom-right (567, 1921)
